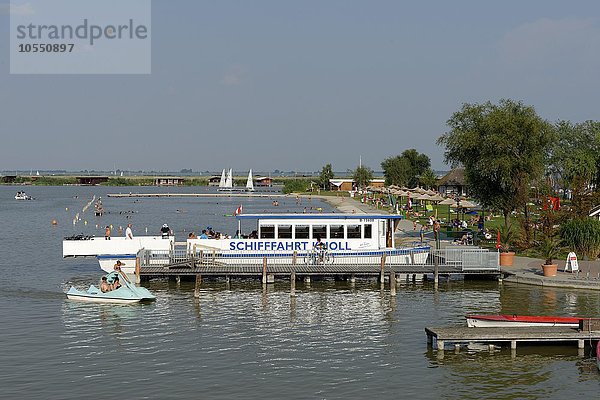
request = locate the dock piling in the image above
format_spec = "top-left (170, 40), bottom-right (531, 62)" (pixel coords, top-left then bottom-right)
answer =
top-left (390, 271), bottom-right (396, 296)
top-left (290, 270), bottom-right (296, 297)
top-left (194, 274), bottom-right (201, 298)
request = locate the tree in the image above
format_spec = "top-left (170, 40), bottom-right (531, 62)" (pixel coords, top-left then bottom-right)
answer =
top-left (318, 163), bottom-right (334, 190)
top-left (548, 120), bottom-right (600, 193)
top-left (437, 99), bottom-right (554, 228)
top-left (381, 149), bottom-right (431, 187)
top-left (418, 168), bottom-right (438, 189)
top-left (353, 165), bottom-right (373, 190)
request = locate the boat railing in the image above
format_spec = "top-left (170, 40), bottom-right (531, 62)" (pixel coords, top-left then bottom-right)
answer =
top-left (138, 247), bottom-right (499, 271)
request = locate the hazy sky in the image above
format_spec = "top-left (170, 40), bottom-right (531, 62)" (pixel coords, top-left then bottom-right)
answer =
top-left (1, 1), bottom-right (600, 172)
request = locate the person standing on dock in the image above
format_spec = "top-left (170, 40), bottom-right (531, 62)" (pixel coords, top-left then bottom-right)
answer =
top-left (104, 225), bottom-right (111, 240)
top-left (160, 223), bottom-right (171, 239)
top-left (125, 223), bottom-right (133, 239)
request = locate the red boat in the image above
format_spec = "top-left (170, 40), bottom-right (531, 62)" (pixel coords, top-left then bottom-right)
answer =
top-left (466, 314), bottom-right (581, 328)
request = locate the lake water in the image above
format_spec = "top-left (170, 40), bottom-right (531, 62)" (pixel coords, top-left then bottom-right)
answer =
top-left (1, 185), bottom-right (598, 399)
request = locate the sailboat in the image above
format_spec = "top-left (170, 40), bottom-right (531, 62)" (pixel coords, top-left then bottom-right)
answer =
top-left (219, 168), bottom-right (233, 191)
top-left (246, 169), bottom-right (255, 191)
top-left (218, 169), bottom-right (226, 189)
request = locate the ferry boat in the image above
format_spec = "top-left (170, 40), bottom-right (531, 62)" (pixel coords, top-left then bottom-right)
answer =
top-left (63, 213), bottom-right (430, 274)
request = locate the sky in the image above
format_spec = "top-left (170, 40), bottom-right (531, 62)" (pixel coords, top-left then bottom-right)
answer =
top-left (1, 0), bottom-right (600, 173)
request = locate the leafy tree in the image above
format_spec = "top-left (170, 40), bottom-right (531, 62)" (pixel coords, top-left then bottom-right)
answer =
top-left (548, 120), bottom-right (600, 193)
top-left (318, 163), bottom-right (334, 190)
top-left (353, 165), bottom-right (373, 190)
top-left (437, 99), bottom-right (554, 228)
top-left (381, 149), bottom-right (431, 187)
top-left (418, 168), bottom-right (438, 189)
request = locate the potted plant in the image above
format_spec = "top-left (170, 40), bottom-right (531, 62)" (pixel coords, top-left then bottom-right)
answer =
top-left (539, 233), bottom-right (561, 277)
top-left (498, 223), bottom-right (518, 266)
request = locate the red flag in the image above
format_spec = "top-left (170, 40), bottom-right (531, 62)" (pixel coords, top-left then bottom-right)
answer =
top-left (234, 205), bottom-right (243, 216)
top-left (496, 229), bottom-right (501, 249)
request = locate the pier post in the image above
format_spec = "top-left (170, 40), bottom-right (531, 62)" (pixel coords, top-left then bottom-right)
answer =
top-left (194, 274), bottom-right (201, 298)
top-left (199, 250), bottom-right (203, 265)
top-left (176, 275), bottom-right (181, 286)
top-left (135, 257), bottom-right (141, 284)
top-left (390, 271), bottom-right (396, 296)
top-left (379, 254), bottom-right (386, 284)
top-left (434, 249), bottom-right (439, 287)
top-left (262, 257), bottom-right (267, 284)
top-left (190, 246), bottom-right (195, 269)
top-left (290, 270), bottom-right (296, 297)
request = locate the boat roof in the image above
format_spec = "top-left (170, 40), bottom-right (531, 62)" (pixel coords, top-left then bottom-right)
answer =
top-left (236, 213), bottom-right (404, 220)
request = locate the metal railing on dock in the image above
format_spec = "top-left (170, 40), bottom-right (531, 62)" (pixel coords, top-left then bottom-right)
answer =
top-left (136, 247), bottom-right (499, 278)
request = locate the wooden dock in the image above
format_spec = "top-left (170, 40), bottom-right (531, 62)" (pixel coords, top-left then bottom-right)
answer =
top-left (425, 326), bottom-right (600, 351)
top-left (108, 193), bottom-right (286, 198)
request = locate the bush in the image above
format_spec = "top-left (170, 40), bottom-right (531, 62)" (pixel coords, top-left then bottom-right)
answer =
top-left (283, 179), bottom-right (310, 194)
top-left (559, 218), bottom-right (600, 260)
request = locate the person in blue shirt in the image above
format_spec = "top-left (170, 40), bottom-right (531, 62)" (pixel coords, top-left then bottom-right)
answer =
top-left (199, 229), bottom-right (208, 239)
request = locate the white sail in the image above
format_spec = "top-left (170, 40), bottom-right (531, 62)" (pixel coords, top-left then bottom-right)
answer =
top-left (225, 169), bottom-right (233, 188)
top-left (246, 169), bottom-right (254, 191)
top-left (218, 169), bottom-right (226, 188)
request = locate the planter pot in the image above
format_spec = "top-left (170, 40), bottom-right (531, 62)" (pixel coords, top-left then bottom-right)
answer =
top-left (542, 264), bottom-right (558, 277)
top-left (499, 252), bottom-right (515, 266)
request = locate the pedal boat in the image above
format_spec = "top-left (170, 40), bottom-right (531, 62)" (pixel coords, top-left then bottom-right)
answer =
top-left (66, 272), bottom-right (155, 304)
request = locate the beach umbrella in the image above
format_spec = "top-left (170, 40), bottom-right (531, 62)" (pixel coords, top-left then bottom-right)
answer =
top-left (459, 200), bottom-right (477, 208)
top-left (439, 198), bottom-right (456, 205)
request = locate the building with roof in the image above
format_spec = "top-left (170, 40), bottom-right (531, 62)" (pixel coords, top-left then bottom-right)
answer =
top-left (437, 168), bottom-right (468, 196)
top-left (329, 178), bottom-right (385, 191)
top-left (153, 177), bottom-right (184, 186)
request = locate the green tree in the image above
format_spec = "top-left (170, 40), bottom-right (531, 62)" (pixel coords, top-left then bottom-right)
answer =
top-left (437, 99), bottom-right (554, 228)
top-left (418, 168), bottom-right (438, 189)
top-left (381, 149), bottom-right (431, 187)
top-left (353, 165), bottom-right (373, 190)
top-left (549, 120), bottom-right (600, 193)
top-left (318, 163), bottom-right (334, 190)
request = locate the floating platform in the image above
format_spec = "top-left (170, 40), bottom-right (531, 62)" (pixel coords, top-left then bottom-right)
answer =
top-left (425, 326), bottom-right (600, 351)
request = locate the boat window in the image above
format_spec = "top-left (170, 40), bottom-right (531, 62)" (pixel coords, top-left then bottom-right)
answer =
top-left (295, 225), bottom-right (309, 239)
top-left (278, 225), bottom-right (292, 239)
top-left (364, 224), bottom-right (372, 239)
top-left (330, 225), bottom-right (344, 239)
top-left (260, 225), bottom-right (275, 239)
top-left (347, 224), bottom-right (361, 239)
top-left (312, 225), bottom-right (327, 239)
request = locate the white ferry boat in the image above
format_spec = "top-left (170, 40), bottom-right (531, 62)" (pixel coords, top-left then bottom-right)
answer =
top-left (63, 214), bottom-right (430, 273)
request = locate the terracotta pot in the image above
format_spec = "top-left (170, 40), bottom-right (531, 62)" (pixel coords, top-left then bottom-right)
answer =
top-left (499, 251), bottom-right (515, 266)
top-left (542, 264), bottom-right (558, 277)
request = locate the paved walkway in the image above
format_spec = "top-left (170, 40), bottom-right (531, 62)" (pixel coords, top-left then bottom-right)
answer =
top-left (502, 256), bottom-right (600, 291)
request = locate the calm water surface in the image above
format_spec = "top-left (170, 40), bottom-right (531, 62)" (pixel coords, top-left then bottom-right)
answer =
top-left (0, 186), bottom-right (598, 399)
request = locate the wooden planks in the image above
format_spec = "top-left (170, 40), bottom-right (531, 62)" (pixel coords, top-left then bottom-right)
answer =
top-left (425, 326), bottom-right (600, 351)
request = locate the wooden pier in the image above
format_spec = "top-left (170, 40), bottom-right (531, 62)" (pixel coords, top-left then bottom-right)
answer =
top-left (425, 326), bottom-right (600, 352)
top-left (136, 247), bottom-right (500, 283)
top-left (107, 193), bottom-right (286, 198)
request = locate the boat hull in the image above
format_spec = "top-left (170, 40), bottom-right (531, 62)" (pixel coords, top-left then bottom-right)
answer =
top-left (466, 314), bottom-right (581, 328)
